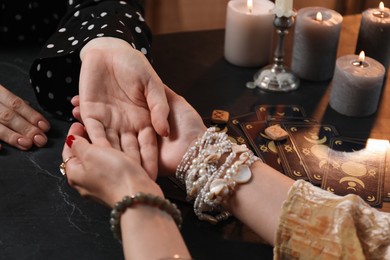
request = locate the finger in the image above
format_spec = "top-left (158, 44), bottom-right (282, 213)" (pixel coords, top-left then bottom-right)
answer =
top-left (62, 122), bottom-right (87, 160)
top-left (0, 85), bottom-right (50, 132)
top-left (0, 123), bottom-right (33, 150)
top-left (105, 128), bottom-right (121, 151)
top-left (119, 132), bottom-right (141, 164)
top-left (72, 106), bottom-right (82, 123)
top-left (71, 95), bottom-right (80, 107)
top-left (137, 126), bottom-right (158, 180)
top-left (0, 102), bottom-right (48, 147)
top-left (146, 81), bottom-right (170, 137)
top-left (83, 118), bottom-right (111, 147)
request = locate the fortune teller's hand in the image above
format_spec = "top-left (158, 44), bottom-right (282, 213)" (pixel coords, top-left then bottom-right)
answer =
top-left (157, 87), bottom-right (207, 175)
top-left (75, 37), bottom-right (170, 180)
top-left (61, 122), bottom-right (163, 208)
top-left (0, 84), bottom-right (50, 150)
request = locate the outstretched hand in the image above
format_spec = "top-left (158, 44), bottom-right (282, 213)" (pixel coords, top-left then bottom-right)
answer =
top-left (76, 37), bottom-right (170, 179)
top-left (0, 84), bottom-right (50, 150)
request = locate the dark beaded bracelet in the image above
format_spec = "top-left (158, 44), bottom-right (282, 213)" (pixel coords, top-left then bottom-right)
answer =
top-left (110, 192), bottom-right (182, 241)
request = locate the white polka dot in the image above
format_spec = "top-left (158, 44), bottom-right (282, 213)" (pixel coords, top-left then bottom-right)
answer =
top-left (59, 28), bottom-right (66, 32)
top-left (2, 26), bottom-right (8, 32)
top-left (72, 40), bottom-right (79, 46)
top-left (47, 43), bottom-right (54, 49)
top-left (100, 12), bottom-right (107, 17)
top-left (82, 21), bottom-right (88, 26)
top-left (131, 43), bottom-right (136, 48)
top-left (36, 64), bottom-right (41, 71)
top-left (35, 86), bottom-right (40, 93)
top-left (116, 30), bottom-right (123, 34)
top-left (119, 21), bottom-right (125, 26)
top-left (125, 13), bottom-right (132, 18)
top-left (18, 35), bottom-right (25, 41)
top-left (68, 0), bottom-right (73, 5)
top-left (15, 14), bottom-right (22, 20)
top-left (97, 33), bottom-right (104, 37)
top-left (57, 50), bottom-right (64, 53)
top-left (65, 77), bottom-right (72, 83)
top-left (135, 27), bottom-right (142, 33)
top-left (83, 37), bottom-right (90, 42)
top-left (46, 71), bottom-right (53, 78)
top-left (88, 24), bottom-right (94, 30)
top-left (119, 1), bottom-right (126, 4)
top-left (48, 93), bottom-right (54, 99)
top-left (91, 13), bottom-right (95, 18)
top-left (68, 36), bottom-right (75, 41)
top-left (74, 11), bottom-right (80, 17)
top-left (141, 48), bottom-right (147, 55)
top-left (138, 14), bottom-right (145, 22)
top-left (31, 25), bottom-right (36, 31)
top-left (101, 24), bottom-right (108, 29)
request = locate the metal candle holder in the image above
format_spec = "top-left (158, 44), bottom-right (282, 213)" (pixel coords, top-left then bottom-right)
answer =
top-left (252, 15), bottom-right (300, 92)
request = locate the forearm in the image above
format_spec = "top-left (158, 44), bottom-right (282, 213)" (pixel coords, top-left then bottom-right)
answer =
top-left (120, 204), bottom-right (190, 260)
top-left (223, 161), bottom-right (294, 245)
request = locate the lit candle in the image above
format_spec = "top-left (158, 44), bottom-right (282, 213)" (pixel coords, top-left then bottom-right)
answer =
top-left (355, 2), bottom-right (390, 71)
top-left (273, 0), bottom-right (295, 17)
top-left (224, 0), bottom-right (275, 67)
top-left (291, 7), bottom-right (343, 81)
top-left (329, 51), bottom-right (386, 117)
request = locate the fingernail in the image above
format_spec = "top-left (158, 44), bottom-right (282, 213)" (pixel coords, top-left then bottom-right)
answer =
top-left (66, 135), bottom-right (75, 148)
top-left (34, 134), bottom-right (47, 147)
top-left (37, 120), bottom-right (50, 131)
top-left (17, 137), bottom-right (32, 148)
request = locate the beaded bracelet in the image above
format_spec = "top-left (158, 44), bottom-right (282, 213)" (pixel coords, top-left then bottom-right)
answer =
top-left (176, 127), bottom-right (259, 224)
top-left (110, 192), bottom-right (182, 241)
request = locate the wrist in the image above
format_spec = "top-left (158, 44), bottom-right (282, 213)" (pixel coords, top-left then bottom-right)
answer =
top-left (80, 37), bottom-right (134, 60)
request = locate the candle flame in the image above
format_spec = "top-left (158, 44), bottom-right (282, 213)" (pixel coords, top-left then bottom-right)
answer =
top-left (247, 0), bottom-right (253, 13)
top-left (359, 51), bottom-right (365, 63)
top-left (379, 1), bottom-right (385, 10)
top-left (316, 12), bottom-right (323, 21)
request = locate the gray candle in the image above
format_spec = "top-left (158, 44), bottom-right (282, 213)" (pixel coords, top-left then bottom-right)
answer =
top-left (329, 52), bottom-right (385, 117)
top-left (355, 2), bottom-right (390, 71)
top-left (291, 7), bottom-right (343, 81)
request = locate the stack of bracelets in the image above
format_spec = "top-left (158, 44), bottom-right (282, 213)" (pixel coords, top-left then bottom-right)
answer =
top-left (110, 127), bottom-right (260, 241)
top-left (176, 127), bottom-right (260, 224)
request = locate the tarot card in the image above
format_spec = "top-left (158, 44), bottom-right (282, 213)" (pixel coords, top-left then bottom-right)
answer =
top-left (384, 146), bottom-right (390, 202)
top-left (255, 105), bottom-right (306, 121)
top-left (282, 123), bottom-right (339, 185)
top-left (321, 137), bottom-right (387, 207)
top-left (240, 121), bottom-right (284, 173)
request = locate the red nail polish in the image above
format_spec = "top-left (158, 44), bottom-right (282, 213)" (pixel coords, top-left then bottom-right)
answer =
top-left (66, 135), bottom-right (75, 148)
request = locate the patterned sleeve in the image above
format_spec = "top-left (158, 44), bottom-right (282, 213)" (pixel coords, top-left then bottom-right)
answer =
top-left (274, 179), bottom-right (390, 259)
top-left (29, 0), bottom-right (151, 121)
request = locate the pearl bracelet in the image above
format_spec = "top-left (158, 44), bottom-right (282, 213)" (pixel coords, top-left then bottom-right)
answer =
top-left (176, 127), bottom-right (259, 224)
top-left (110, 192), bottom-right (182, 241)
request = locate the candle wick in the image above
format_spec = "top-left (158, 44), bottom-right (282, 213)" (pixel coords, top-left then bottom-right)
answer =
top-left (359, 60), bottom-right (363, 67)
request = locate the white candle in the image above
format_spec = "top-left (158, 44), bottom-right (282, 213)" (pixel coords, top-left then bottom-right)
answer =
top-left (355, 2), bottom-right (390, 71)
top-left (329, 51), bottom-right (386, 117)
top-left (291, 7), bottom-right (343, 81)
top-left (224, 0), bottom-right (275, 67)
top-left (273, 0), bottom-right (295, 17)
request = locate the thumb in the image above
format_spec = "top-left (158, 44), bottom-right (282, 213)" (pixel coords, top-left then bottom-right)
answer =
top-left (147, 82), bottom-right (170, 137)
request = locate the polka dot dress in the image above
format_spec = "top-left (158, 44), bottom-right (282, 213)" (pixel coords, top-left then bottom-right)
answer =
top-left (1, 0), bottom-right (151, 121)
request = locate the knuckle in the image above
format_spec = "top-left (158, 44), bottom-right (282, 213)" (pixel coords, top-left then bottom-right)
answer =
top-left (0, 109), bottom-right (15, 123)
top-left (8, 96), bottom-right (24, 110)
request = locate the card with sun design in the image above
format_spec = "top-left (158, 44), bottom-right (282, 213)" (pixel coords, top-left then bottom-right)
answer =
top-left (280, 123), bottom-right (339, 185)
top-left (240, 120), bottom-right (284, 173)
top-left (321, 137), bottom-right (386, 207)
